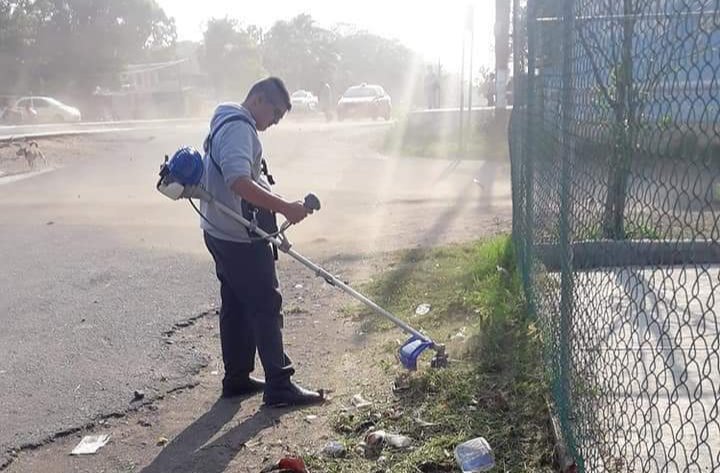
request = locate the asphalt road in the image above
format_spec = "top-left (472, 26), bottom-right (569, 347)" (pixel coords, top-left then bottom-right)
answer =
top-left (0, 118), bottom-right (512, 461)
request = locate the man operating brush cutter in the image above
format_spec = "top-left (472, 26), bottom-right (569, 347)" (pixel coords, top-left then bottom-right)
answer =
top-left (198, 77), bottom-right (324, 406)
top-left (157, 78), bottom-right (448, 408)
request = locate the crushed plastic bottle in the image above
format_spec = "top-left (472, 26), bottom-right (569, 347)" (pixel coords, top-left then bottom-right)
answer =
top-left (414, 303), bottom-right (432, 316)
top-left (454, 437), bottom-right (495, 472)
top-left (321, 441), bottom-right (346, 458)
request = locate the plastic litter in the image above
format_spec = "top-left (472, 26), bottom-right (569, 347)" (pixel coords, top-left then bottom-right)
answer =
top-left (454, 437), bottom-right (495, 472)
top-left (386, 433), bottom-right (412, 449)
top-left (364, 430), bottom-right (412, 449)
top-left (414, 303), bottom-right (431, 316)
top-left (351, 394), bottom-right (373, 410)
top-left (70, 435), bottom-right (110, 455)
top-left (321, 441), bottom-right (346, 458)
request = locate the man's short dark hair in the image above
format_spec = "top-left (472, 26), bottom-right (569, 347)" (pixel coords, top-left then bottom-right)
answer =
top-left (247, 77), bottom-right (292, 112)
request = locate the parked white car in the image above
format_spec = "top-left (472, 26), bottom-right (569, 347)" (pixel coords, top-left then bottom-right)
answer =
top-left (290, 90), bottom-right (319, 112)
top-left (4, 96), bottom-right (82, 123)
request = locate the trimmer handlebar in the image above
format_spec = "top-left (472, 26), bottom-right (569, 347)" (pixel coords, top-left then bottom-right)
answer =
top-left (303, 193), bottom-right (321, 211)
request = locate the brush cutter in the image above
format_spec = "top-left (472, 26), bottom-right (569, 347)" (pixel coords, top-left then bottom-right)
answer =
top-left (156, 147), bottom-right (448, 370)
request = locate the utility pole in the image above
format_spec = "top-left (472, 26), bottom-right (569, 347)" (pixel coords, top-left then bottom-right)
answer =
top-left (467, 5), bottom-right (475, 140)
top-left (495, 0), bottom-right (511, 108)
top-left (458, 24), bottom-right (466, 156)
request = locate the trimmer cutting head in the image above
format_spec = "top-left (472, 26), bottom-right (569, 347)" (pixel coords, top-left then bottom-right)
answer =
top-left (399, 337), bottom-right (448, 370)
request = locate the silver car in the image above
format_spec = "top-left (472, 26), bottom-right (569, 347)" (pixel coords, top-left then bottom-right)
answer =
top-left (336, 84), bottom-right (392, 121)
top-left (6, 96), bottom-right (82, 123)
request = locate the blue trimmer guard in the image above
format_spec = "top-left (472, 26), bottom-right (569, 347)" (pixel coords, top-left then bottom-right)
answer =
top-left (399, 336), bottom-right (434, 371)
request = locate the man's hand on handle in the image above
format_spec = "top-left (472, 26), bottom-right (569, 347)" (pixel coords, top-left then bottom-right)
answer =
top-left (231, 177), bottom-right (319, 225)
top-left (281, 201), bottom-right (311, 224)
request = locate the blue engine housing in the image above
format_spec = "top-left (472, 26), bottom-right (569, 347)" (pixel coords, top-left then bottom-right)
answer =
top-left (167, 147), bottom-right (204, 186)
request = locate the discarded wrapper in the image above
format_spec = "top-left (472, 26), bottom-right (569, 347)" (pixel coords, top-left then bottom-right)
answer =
top-left (70, 434), bottom-right (110, 455)
top-left (351, 394), bottom-right (372, 410)
top-left (386, 433), bottom-right (412, 449)
top-left (364, 430), bottom-right (412, 450)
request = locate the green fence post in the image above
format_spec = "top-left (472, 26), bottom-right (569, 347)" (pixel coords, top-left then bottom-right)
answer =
top-left (558, 0), bottom-right (581, 468)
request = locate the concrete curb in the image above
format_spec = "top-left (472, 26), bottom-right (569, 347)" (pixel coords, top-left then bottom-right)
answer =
top-left (0, 118), bottom-right (206, 142)
top-left (0, 128), bottom-right (136, 142)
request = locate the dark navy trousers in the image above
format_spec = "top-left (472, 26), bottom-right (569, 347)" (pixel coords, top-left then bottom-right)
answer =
top-left (204, 232), bottom-right (294, 388)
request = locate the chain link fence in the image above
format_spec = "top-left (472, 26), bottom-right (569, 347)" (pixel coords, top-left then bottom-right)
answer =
top-left (510, 0), bottom-right (720, 471)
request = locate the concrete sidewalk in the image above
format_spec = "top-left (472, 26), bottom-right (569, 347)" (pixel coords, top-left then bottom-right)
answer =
top-left (551, 265), bottom-right (720, 472)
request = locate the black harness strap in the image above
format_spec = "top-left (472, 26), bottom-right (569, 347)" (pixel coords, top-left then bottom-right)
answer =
top-left (204, 114), bottom-right (275, 185)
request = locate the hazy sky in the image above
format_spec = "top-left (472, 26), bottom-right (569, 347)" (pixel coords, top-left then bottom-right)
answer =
top-left (157, 0), bottom-right (495, 72)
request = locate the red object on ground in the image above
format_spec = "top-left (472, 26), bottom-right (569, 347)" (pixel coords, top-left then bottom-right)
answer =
top-left (277, 456), bottom-right (307, 472)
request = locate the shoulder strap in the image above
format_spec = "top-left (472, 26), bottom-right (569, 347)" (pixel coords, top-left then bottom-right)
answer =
top-left (203, 113), bottom-right (274, 185)
top-left (204, 114), bottom-right (256, 176)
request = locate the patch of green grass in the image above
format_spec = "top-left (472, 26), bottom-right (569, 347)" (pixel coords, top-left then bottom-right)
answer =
top-left (623, 221), bottom-right (661, 240)
top-left (351, 246), bottom-right (475, 334)
top-left (575, 220), bottom-right (662, 241)
top-left (308, 236), bottom-right (554, 472)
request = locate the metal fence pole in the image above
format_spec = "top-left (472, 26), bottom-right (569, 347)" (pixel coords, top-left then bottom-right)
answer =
top-left (558, 0), bottom-right (580, 468)
top-left (522, 1), bottom-right (537, 313)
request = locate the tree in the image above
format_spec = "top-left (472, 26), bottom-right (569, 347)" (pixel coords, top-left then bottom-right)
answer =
top-left (495, 0), bottom-right (511, 108)
top-left (576, 0), bottom-right (643, 239)
top-left (0, 1), bottom-right (34, 92)
top-left (474, 65), bottom-right (495, 106)
top-left (261, 14), bottom-right (339, 93)
top-left (201, 17), bottom-right (265, 99)
top-left (0, 0), bottom-right (177, 95)
top-left (334, 31), bottom-right (419, 103)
